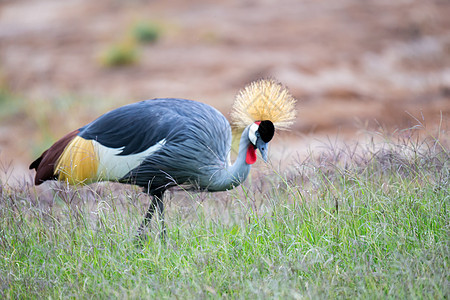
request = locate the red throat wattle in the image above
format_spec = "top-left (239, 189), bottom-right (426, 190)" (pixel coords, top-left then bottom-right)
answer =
top-left (246, 144), bottom-right (257, 164)
top-left (245, 121), bottom-right (261, 165)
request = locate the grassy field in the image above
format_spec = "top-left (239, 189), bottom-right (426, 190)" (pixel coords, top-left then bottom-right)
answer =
top-left (0, 129), bottom-right (448, 299)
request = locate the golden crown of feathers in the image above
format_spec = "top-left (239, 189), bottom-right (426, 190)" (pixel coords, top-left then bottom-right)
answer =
top-left (231, 79), bottom-right (297, 130)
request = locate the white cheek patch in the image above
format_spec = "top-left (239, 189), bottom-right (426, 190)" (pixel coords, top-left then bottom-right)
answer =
top-left (248, 123), bottom-right (259, 145)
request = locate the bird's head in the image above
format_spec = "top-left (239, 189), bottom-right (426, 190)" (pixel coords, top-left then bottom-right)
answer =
top-left (246, 120), bottom-right (275, 164)
top-left (231, 78), bottom-right (297, 165)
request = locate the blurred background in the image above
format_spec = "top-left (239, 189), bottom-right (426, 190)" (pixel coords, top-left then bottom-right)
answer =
top-left (0, 0), bottom-right (449, 181)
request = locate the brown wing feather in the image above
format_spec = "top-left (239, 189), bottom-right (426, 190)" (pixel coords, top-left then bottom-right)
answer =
top-left (29, 129), bottom-right (79, 185)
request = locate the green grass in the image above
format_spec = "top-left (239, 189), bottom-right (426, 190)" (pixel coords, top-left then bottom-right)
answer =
top-left (98, 20), bottom-right (162, 68)
top-left (132, 21), bottom-right (160, 44)
top-left (0, 130), bottom-right (448, 298)
top-left (99, 39), bottom-right (139, 67)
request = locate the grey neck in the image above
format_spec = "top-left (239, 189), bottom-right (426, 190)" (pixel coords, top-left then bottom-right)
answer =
top-left (207, 126), bottom-right (252, 191)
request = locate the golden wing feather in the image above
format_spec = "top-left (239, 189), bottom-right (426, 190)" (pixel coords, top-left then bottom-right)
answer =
top-left (231, 79), bottom-right (297, 130)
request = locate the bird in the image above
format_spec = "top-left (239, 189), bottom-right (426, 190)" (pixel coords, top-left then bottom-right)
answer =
top-left (29, 79), bottom-right (297, 240)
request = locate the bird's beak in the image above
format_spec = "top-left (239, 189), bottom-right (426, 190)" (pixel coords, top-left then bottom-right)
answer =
top-left (255, 138), bottom-right (269, 162)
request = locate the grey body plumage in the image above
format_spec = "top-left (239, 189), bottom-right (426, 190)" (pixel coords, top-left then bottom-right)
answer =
top-left (79, 98), bottom-right (251, 193)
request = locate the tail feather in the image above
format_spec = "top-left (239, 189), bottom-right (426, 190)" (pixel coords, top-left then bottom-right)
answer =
top-left (29, 129), bottom-right (79, 185)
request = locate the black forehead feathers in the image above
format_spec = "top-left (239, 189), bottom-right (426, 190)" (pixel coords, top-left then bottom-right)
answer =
top-left (258, 120), bottom-right (275, 143)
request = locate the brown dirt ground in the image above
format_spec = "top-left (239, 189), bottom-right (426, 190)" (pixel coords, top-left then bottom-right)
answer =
top-left (0, 0), bottom-right (449, 184)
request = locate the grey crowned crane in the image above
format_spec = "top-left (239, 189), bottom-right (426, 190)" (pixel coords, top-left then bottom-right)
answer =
top-left (29, 79), bottom-right (297, 239)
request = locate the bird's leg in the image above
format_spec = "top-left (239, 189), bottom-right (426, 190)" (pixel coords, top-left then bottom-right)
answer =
top-left (155, 194), bottom-right (166, 242)
top-left (136, 191), bottom-right (165, 241)
top-left (137, 197), bottom-right (157, 238)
